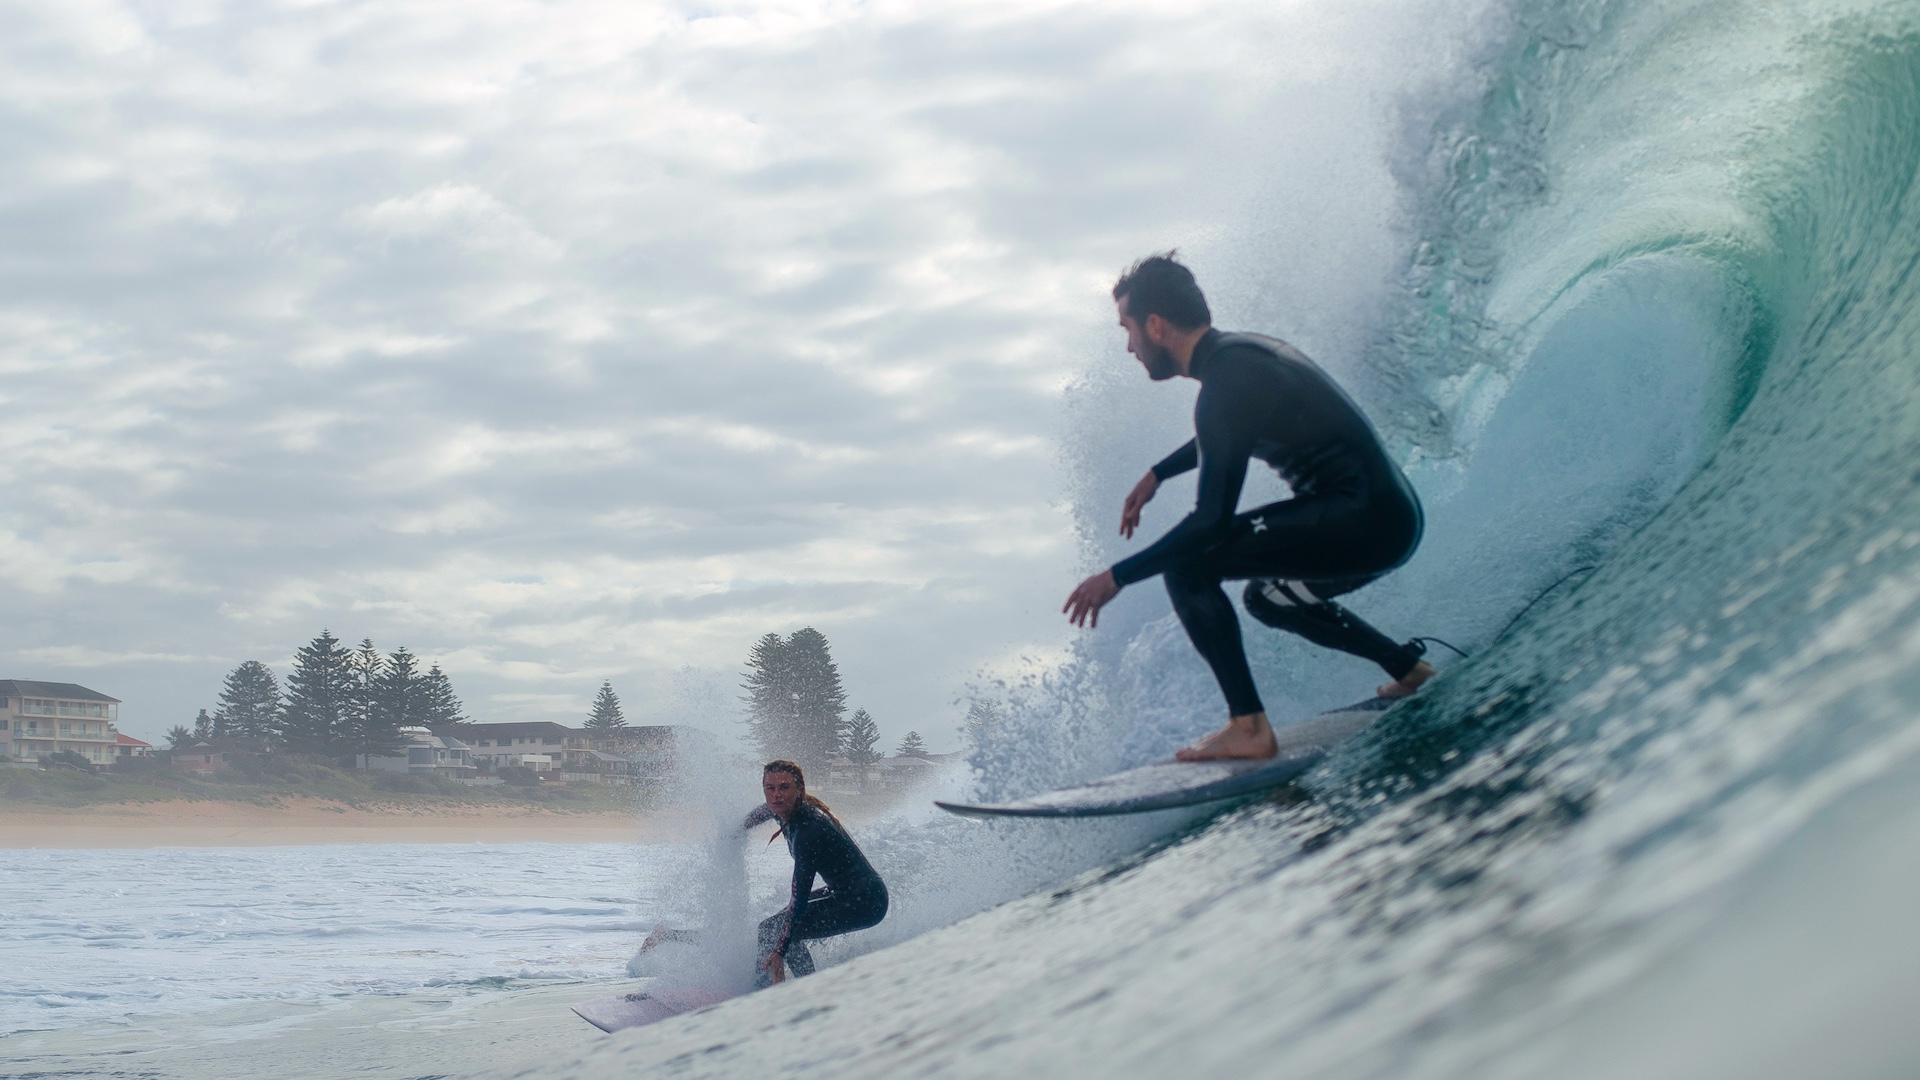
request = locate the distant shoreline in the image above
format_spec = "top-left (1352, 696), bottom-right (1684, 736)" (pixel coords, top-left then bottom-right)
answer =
top-left (0, 795), bottom-right (678, 849)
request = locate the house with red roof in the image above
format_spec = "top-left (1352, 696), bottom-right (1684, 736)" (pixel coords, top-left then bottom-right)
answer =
top-left (114, 731), bottom-right (154, 760)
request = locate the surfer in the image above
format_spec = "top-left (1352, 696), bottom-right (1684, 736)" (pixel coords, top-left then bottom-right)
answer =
top-left (1063, 253), bottom-right (1434, 761)
top-left (743, 760), bottom-right (888, 986)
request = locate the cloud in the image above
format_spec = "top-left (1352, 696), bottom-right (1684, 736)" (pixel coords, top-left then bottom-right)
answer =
top-left (0, 0), bottom-right (1468, 747)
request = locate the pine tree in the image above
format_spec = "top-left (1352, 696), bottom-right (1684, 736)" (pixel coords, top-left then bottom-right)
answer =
top-left (586, 681), bottom-right (626, 735)
top-left (282, 629), bottom-right (352, 754)
top-left (418, 663), bottom-right (467, 731)
top-left (784, 628), bottom-right (847, 765)
top-left (843, 708), bottom-right (881, 766)
top-left (191, 710), bottom-right (214, 742)
top-left (741, 632), bottom-right (798, 761)
top-left (741, 628), bottom-right (847, 766)
top-left (386, 648), bottom-right (428, 725)
top-left (963, 698), bottom-right (1004, 750)
top-left (213, 661), bottom-right (282, 741)
top-left (896, 730), bottom-right (928, 758)
top-left (339, 639), bottom-right (386, 765)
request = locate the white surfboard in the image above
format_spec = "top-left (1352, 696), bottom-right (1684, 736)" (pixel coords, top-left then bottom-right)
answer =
top-left (571, 986), bottom-right (735, 1033)
top-left (934, 698), bottom-right (1392, 819)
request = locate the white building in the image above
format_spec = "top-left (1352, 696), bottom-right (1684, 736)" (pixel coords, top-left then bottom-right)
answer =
top-left (1, 680), bottom-right (121, 767)
top-left (356, 728), bottom-right (476, 777)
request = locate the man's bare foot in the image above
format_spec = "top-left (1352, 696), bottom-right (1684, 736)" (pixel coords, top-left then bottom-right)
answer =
top-left (1176, 712), bottom-right (1278, 761)
top-left (1378, 660), bottom-right (1437, 699)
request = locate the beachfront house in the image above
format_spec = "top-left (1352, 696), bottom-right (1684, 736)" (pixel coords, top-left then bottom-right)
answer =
top-left (173, 742), bottom-right (227, 774)
top-left (114, 732), bottom-right (154, 760)
top-left (448, 721), bottom-right (580, 774)
top-left (449, 721), bottom-right (709, 786)
top-left (356, 729), bottom-right (476, 777)
top-left (817, 749), bottom-right (966, 794)
top-left (0, 680), bottom-right (121, 768)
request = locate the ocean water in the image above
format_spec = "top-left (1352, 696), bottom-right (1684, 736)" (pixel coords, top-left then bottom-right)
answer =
top-left (0, 843), bottom-right (667, 1038)
top-left (491, 0), bottom-right (1920, 1076)
top-left (0, 840), bottom-right (813, 1077)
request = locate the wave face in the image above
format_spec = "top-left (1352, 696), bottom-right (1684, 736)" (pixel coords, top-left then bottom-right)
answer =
top-left (544, 0), bottom-right (1920, 1076)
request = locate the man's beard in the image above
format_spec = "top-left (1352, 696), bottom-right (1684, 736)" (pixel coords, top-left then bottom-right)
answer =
top-left (1138, 339), bottom-right (1179, 381)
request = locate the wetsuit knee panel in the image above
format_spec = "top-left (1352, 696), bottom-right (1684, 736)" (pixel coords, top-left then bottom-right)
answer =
top-left (1243, 579), bottom-right (1342, 631)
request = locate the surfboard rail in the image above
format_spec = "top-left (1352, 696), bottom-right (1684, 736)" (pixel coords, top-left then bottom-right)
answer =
top-left (934, 698), bottom-right (1391, 819)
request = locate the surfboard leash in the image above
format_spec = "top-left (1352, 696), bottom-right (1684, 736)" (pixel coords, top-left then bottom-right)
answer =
top-left (1407, 564), bottom-right (1600, 664)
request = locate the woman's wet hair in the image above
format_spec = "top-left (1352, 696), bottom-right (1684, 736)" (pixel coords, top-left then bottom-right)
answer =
top-left (763, 759), bottom-right (844, 835)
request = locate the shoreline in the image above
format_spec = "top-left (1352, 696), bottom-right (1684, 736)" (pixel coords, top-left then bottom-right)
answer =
top-left (0, 795), bottom-right (679, 848)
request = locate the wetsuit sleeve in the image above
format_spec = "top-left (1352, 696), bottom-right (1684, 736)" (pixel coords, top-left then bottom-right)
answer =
top-left (777, 825), bottom-right (817, 957)
top-left (742, 804), bottom-right (774, 830)
top-left (1110, 363), bottom-right (1264, 587)
top-left (1150, 440), bottom-right (1198, 481)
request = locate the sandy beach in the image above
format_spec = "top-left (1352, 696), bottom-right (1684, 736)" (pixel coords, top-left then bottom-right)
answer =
top-left (0, 796), bottom-right (675, 848)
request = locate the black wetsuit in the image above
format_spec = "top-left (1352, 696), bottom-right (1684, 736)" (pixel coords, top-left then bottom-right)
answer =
top-left (751, 801), bottom-right (887, 984)
top-left (1110, 329), bottom-right (1425, 716)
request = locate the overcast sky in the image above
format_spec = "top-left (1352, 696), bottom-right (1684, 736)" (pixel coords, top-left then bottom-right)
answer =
top-left (0, 0), bottom-right (1475, 749)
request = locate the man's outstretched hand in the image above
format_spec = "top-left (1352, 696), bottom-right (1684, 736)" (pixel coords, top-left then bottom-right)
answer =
top-left (1120, 470), bottom-right (1159, 539)
top-left (1064, 569), bottom-right (1121, 628)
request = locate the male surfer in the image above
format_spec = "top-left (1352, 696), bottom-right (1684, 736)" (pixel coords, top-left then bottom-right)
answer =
top-left (1063, 253), bottom-right (1434, 761)
top-left (743, 760), bottom-right (888, 985)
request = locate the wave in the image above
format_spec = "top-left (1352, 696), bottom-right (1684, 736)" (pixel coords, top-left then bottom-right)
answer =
top-left (565, 0), bottom-right (1920, 1075)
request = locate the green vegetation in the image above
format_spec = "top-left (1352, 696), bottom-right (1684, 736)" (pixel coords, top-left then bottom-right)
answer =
top-left (183, 629), bottom-right (469, 759)
top-left (0, 754), bottom-right (639, 813)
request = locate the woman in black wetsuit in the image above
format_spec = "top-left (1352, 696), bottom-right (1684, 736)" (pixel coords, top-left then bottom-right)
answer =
top-left (743, 760), bottom-right (888, 986)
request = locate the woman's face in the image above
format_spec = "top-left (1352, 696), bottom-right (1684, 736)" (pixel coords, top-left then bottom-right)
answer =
top-left (762, 770), bottom-right (802, 818)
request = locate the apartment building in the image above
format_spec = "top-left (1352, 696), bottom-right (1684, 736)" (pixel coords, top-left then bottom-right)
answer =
top-left (448, 721), bottom-right (582, 772)
top-left (447, 721), bottom-right (706, 780)
top-left (1, 680), bottom-right (122, 766)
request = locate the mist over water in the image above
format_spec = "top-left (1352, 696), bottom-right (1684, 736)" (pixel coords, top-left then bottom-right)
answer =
top-left (543, 0), bottom-right (1920, 1076)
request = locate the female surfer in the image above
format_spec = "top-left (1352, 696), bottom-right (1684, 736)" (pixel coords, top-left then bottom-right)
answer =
top-left (743, 759), bottom-right (888, 985)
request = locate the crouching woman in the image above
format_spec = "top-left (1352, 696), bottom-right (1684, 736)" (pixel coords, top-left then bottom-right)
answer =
top-left (743, 760), bottom-right (888, 985)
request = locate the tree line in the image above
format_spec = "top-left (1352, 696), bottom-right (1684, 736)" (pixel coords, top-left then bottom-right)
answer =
top-left (170, 630), bottom-right (465, 762)
top-left (740, 627), bottom-right (938, 767)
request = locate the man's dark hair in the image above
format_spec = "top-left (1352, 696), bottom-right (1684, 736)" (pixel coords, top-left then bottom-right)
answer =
top-left (1112, 252), bottom-right (1211, 330)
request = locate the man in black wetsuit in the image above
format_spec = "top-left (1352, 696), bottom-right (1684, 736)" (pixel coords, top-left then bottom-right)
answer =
top-left (1063, 254), bottom-right (1435, 761)
top-left (745, 760), bottom-right (887, 986)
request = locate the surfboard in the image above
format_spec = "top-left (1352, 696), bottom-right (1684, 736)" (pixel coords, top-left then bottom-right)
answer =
top-left (571, 986), bottom-right (735, 1033)
top-left (934, 697), bottom-right (1393, 819)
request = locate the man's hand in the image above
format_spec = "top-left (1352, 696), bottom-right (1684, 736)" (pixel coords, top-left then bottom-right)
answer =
top-left (1064, 569), bottom-right (1121, 628)
top-left (1120, 470), bottom-right (1159, 539)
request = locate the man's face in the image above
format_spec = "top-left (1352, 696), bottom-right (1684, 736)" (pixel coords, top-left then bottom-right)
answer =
top-left (1118, 296), bottom-right (1179, 381)
top-left (763, 770), bottom-right (802, 818)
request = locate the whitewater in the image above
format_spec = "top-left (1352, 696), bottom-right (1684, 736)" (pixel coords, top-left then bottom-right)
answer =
top-left (488, 0), bottom-right (1920, 1077)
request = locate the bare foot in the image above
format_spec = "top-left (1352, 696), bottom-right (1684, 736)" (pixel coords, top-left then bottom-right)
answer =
top-left (1377, 660), bottom-right (1437, 699)
top-left (1176, 712), bottom-right (1278, 761)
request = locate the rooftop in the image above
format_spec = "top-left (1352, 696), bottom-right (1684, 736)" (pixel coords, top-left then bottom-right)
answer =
top-left (0, 680), bottom-right (120, 703)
